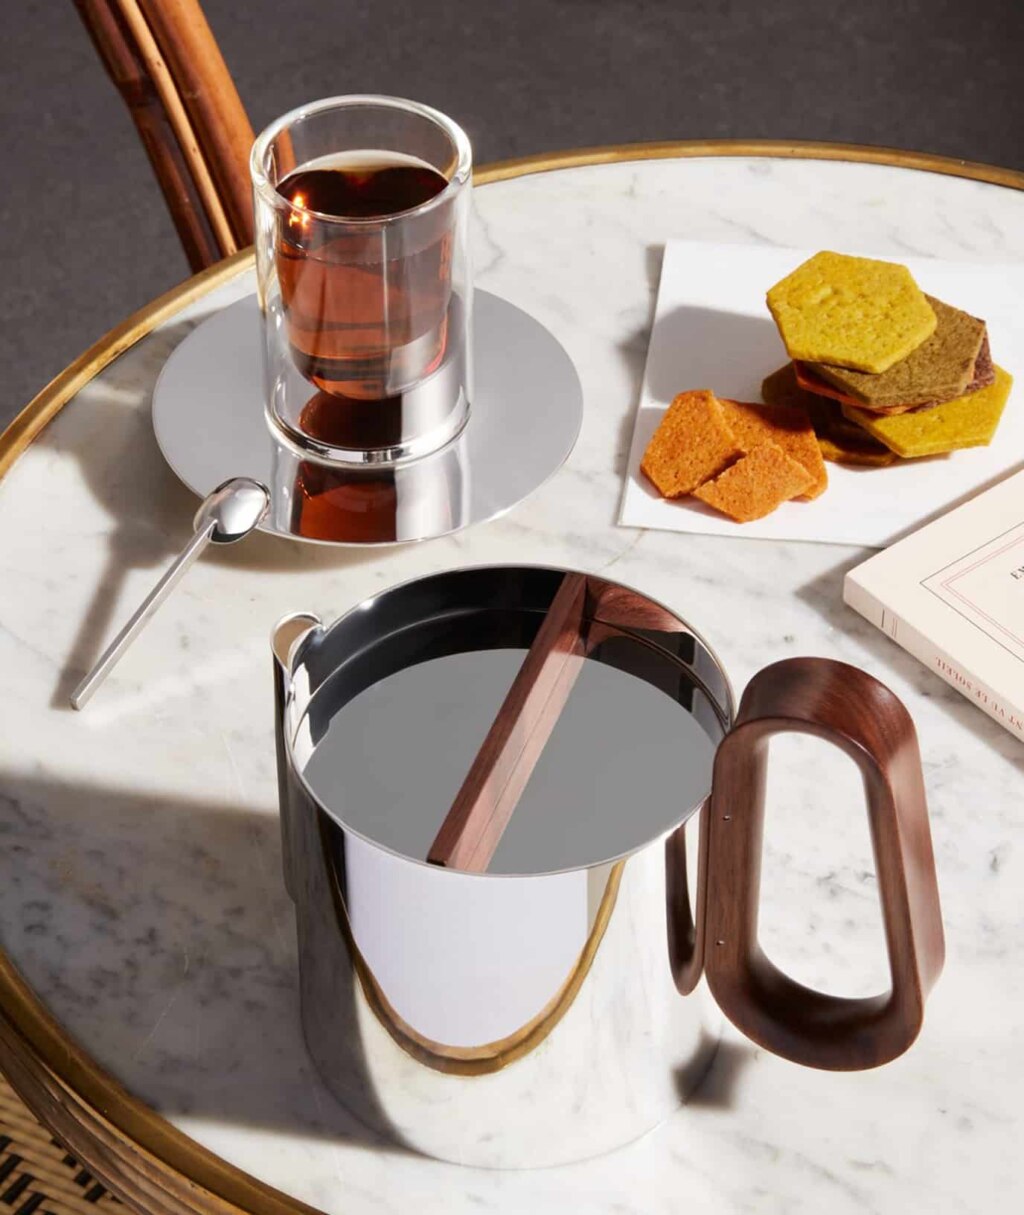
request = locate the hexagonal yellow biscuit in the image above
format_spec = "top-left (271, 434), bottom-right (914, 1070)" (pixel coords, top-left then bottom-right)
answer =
top-left (842, 366), bottom-right (1013, 457)
top-left (767, 251), bottom-right (937, 373)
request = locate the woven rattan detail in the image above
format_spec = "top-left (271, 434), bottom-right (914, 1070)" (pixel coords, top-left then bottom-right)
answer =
top-left (0, 1072), bottom-right (120, 1215)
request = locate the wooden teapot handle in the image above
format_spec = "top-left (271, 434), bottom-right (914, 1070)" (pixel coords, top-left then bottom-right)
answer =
top-left (703, 658), bottom-right (944, 1070)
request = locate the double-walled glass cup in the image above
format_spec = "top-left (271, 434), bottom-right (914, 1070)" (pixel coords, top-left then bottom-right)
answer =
top-left (252, 96), bottom-right (473, 465)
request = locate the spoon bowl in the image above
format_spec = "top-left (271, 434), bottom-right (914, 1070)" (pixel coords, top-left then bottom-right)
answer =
top-left (196, 476), bottom-right (271, 544)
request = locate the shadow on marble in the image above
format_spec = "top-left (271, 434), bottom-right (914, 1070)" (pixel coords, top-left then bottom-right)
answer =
top-left (0, 771), bottom-right (414, 1154)
top-left (0, 769), bottom-right (752, 1160)
top-left (605, 246), bottom-right (671, 496)
top-left (685, 1039), bottom-right (749, 1110)
top-left (644, 245), bottom-right (664, 296)
top-left (795, 553), bottom-right (1024, 772)
top-left (41, 334), bottom-right (389, 711)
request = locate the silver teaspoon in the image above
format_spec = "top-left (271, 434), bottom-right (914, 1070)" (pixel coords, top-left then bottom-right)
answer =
top-left (70, 477), bottom-right (270, 710)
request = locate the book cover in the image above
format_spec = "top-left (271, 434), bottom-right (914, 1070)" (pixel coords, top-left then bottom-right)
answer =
top-left (844, 470), bottom-right (1024, 741)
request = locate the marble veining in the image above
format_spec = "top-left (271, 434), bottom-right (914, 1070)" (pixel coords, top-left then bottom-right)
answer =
top-left (2, 156), bottom-right (1024, 1212)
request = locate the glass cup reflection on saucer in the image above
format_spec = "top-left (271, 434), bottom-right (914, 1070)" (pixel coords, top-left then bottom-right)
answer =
top-left (270, 391), bottom-right (470, 544)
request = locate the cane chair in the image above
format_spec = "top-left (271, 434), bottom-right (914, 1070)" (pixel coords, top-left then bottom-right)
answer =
top-left (73, 0), bottom-right (255, 270)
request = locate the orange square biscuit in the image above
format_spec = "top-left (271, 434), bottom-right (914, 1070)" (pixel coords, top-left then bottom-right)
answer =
top-left (641, 389), bottom-right (743, 497)
top-left (694, 443), bottom-right (812, 522)
top-left (719, 398), bottom-right (828, 499)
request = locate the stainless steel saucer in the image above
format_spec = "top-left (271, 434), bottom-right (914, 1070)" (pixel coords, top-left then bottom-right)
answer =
top-left (152, 291), bottom-right (583, 546)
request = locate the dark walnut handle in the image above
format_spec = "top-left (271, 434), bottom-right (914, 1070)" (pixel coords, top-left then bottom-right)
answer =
top-left (703, 657), bottom-right (944, 1070)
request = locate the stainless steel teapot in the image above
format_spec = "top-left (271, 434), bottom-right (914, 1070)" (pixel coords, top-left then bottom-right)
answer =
top-left (273, 565), bottom-right (943, 1168)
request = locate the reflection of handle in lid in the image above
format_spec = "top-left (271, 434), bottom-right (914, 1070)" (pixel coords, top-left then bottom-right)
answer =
top-left (426, 572), bottom-right (698, 872)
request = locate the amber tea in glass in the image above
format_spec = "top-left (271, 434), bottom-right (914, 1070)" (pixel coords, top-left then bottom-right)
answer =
top-left (252, 97), bottom-right (473, 465)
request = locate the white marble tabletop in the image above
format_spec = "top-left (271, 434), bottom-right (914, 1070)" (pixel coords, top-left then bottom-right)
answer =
top-left (2, 154), bottom-right (1024, 1215)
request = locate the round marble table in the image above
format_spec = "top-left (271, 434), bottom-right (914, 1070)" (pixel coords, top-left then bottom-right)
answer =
top-left (2, 143), bottom-right (1024, 1215)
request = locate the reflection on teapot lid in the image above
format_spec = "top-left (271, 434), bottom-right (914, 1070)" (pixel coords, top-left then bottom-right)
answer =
top-left (284, 566), bottom-right (730, 876)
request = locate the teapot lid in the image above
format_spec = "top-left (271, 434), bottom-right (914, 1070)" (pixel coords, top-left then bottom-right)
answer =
top-left (280, 565), bottom-right (732, 876)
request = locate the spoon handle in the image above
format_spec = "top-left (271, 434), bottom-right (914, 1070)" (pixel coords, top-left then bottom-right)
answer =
top-left (70, 519), bottom-right (216, 710)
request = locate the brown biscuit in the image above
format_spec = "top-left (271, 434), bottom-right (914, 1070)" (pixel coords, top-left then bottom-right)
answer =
top-left (808, 296), bottom-right (985, 408)
top-left (640, 389), bottom-right (743, 497)
top-left (719, 398), bottom-right (828, 499)
top-left (814, 433), bottom-right (898, 467)
top-left (797, 326), bottom-right (994, 414)
top-left (760, 362), bottom-right (827, 413)
top-left (794, 361), bottom-right (935, 415)
top-left (760, 364), bottom-right (898, 466)
top-left (694, 443), bottom-right (813, 522)
top-left (969, 334), bottom-right (996, 391)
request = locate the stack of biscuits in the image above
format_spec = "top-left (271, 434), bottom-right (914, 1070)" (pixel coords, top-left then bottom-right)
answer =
top-left (641, 250), bottom-right (1013, 523)
top-left (762, 251), bottom-right (1011, 463)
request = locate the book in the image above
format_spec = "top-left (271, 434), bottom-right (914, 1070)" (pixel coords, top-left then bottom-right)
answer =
top-left (844, 470), bottom-right (1024, 741)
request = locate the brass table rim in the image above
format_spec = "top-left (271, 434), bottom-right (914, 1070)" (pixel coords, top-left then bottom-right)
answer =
top-left (1, 137), bottom-right (1022, 1215)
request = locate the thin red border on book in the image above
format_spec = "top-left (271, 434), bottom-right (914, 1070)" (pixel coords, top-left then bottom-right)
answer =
top-left (921, 521), bottom-right (1024, 658)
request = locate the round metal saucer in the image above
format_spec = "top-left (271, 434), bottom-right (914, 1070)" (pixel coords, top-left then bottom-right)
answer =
top-left (152, 292), bottom-right (583, 546)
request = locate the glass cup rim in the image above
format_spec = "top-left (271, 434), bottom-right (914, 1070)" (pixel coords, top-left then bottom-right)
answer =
top-left (250, 93), bottom-right (473, 226)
